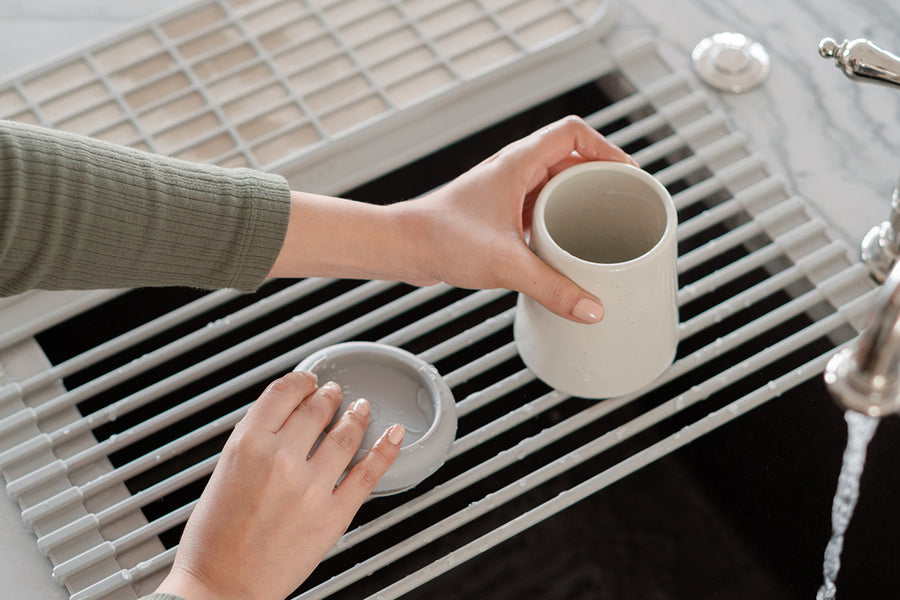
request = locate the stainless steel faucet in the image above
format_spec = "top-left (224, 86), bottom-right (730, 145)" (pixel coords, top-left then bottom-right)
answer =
top-left (819, 38), bottom-right (900, 283)
top-left (819, 37), bottom-right (900, 415)
top-left (818, 37), bottom-right (900, 90)
top-left (825, 260), bottom-right (900, 416)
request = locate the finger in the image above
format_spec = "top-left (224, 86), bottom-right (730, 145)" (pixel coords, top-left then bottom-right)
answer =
top-left (308, 397), bottom-right (371, 482)
top-left (546, 116), bottom-right (637, 165)
top-left (508, 245), bottom-right (604, 324)
top-left (511, 116), bottom-right (636, 190)
top-left (240, 371), bottom-right (319, 434)
top-left (547, 152), bottom-right (591, 179)
top-left (336, 424), bottom-right (404, 505)
top-left (279, 381), bottom-right (346, 453)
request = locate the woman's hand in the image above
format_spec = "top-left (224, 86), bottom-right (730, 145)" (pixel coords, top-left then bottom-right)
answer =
top-left (154, 372), bottom-right (403, 600)
top-left (269, 115), bottom-right (636, 324)
top-left (406, 115), bottom-right (637, 323)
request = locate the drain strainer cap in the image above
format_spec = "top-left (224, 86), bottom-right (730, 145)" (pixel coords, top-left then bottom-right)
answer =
top-left (692, 32), bottom-right (770, 93)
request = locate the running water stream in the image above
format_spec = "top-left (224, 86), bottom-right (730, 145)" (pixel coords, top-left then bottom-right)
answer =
top-left (816, 410), bottom-right (880, 600)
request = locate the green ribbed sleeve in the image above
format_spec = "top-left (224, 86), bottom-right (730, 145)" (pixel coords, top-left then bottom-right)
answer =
top-left (0, 120), bottom-right (291, 296)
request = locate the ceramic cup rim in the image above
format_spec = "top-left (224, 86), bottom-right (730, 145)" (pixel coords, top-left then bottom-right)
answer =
top-left (532, 161), bottom-right (677, 268)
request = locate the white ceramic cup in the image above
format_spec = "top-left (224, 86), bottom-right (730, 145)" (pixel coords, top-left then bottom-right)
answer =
top-left (513, 161), bottom-right (679, 398)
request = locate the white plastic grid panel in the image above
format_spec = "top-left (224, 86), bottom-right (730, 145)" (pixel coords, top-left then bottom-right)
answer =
top-left (0, 0), bottom-right (614, 171)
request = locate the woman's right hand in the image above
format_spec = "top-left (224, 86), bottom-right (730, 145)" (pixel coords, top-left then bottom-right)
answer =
top-left (405, 116), bottom-right (637, 323)
top-left (153, 372), bottom-right (404, 600)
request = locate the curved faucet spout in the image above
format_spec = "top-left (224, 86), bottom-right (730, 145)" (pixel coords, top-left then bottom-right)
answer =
top-left (826, 261), bottom-right (900, 416)
top-left (820, 35), bottom-right (900, 415)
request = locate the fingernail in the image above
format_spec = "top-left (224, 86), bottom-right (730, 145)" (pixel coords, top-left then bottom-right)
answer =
top-left (350, 398), bottom-right (369, 417)
top-left (387, 424), bottom-right (405, 445)
top-left (573, 297), bottom-right (604, 323)
top-left (319, 381), bottom-right (344, 397)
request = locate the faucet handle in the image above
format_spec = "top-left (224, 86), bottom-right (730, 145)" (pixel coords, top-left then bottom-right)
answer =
top-left (860, 182), bottom-right (900, 284)
top-left (820, 38), bottom-right (900, 281)
top-left (818, 37), bottom-right (900, 89)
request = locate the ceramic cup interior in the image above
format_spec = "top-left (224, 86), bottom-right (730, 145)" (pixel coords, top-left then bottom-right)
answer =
top-left (542, 169), bottom-right (669, 264)
top-left (294, 342), bottom-right (457, 495)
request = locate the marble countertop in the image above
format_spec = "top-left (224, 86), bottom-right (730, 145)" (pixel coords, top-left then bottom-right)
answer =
top-left (0, 0), bottom-right (897, 598)
top-left (620, 0), bottom-right (900, 253)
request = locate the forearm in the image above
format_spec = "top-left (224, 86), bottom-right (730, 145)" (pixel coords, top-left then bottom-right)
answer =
top-left (0, 120), bottom-right (290, 296)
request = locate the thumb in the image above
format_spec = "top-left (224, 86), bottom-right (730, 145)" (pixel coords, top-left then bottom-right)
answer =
top-left (513, 250), bottom-right (604, 324)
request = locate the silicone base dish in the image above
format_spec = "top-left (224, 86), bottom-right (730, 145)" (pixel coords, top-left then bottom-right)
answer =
top-left (294, 341), bottom-right (457, 495)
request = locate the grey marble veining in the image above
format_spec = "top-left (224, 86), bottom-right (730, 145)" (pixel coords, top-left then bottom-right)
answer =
top-left (618, 0), bottom-right (900, 248)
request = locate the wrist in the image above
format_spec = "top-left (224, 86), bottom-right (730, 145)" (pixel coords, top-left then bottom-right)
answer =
top-left (382, 197), bottom-right (442, 285)
top-left (155, 566), bottom-right (248, 600)
top-left (268, 190), bottom-right (439, 285)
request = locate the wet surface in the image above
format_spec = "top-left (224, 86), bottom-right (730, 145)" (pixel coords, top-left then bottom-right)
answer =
top-left (390, 376), bottom-right (900, 600)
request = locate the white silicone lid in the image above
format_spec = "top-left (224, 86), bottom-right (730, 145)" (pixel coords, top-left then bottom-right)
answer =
top-left (294, 341), bottom-right (457, 495)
